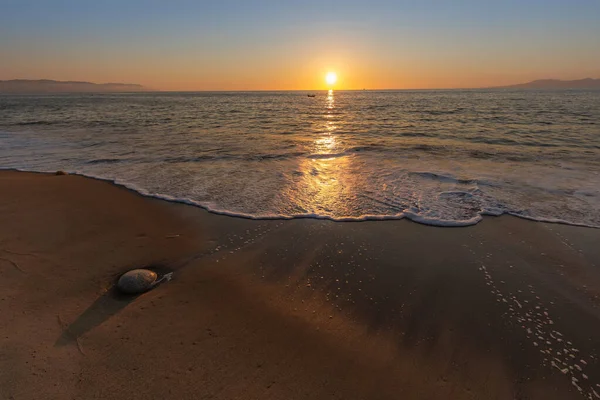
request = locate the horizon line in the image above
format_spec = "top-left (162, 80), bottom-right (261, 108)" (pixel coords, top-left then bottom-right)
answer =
top-left (2, 77), bottom-right (599, 93)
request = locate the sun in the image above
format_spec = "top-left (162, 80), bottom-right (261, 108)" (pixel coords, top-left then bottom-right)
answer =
top-left (325, 72), bottom-right (338, 86)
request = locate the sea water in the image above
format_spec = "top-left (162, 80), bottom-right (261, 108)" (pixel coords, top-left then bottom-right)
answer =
top-left (1, 90), bottom-right (599, 227)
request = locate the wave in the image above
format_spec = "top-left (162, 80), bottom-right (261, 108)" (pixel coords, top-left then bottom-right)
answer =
top-left (162, 152), bottom-right (307, 163)
top-left (86, 158), bottom-right (124, 165)
top-left (408, 171), bottom-right (478, 185)
top-left (306, 152), bottom-right (349, 159)
top-left (15, 120), bottom-right (55, 126)
top-left (2, 166), bottom-right (598, 229)
top-left (397, 132), bottom-right (437, 138)
top-left (348, 145), bottom-right (385, 152)
top-left (420, 109), bottom-right (467, 116)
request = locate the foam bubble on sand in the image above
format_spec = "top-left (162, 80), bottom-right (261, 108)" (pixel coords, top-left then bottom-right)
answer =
top-left (478, 265), bottom-right (598, 398)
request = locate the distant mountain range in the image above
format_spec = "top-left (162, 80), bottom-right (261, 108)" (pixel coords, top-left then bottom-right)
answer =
top-left (2, 78), bottom-right (599, 93)
top-left (494, 78), bottom-right (600, 89)
top-left (0, 79), bottom-right (148, 93)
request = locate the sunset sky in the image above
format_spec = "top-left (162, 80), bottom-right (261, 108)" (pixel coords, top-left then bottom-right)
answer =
top-left (1, 0), bottom-right (599, 90)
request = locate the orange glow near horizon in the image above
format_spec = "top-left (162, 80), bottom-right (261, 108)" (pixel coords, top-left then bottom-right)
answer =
top-left (2, 34), bottom-right (598, 92)
top-left (2, 51), bottom-right (598, 92)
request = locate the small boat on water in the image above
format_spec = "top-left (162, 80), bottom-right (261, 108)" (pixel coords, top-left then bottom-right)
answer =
top-left (307, 94), bottom-right (316, 97)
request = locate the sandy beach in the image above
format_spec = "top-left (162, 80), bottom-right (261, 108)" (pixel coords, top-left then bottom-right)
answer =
top-left (1, 170), bottom-right (600, 399)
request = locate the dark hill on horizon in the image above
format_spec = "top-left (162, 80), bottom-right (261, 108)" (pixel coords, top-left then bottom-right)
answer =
top-left (493, 78), bottom-right (600, 89)
top-left (2, 78), bottom-right (600, 92)
top-left (0, 79), bottom-right (148, 93)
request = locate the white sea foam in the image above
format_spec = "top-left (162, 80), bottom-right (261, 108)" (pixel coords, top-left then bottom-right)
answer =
top-left (2, 165), bottom-right (599, 229)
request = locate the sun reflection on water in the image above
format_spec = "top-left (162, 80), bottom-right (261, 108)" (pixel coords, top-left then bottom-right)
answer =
top-left (281, 90), bottom-right (360, 216)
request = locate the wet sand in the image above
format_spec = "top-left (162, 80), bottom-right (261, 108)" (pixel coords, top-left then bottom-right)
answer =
top-left (1, 170), bottom-right (600, 399)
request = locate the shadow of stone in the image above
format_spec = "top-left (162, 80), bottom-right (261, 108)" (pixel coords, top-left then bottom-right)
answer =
top-left (55, 287), bottom-right (136, 347)
top-left (55, 265), bottom-right (172, 347)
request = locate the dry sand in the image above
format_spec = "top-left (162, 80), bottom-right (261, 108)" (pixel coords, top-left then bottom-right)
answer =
top-left (1, 170), bottom-right (600, 399)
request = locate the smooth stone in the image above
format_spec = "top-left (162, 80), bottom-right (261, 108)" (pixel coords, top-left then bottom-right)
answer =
top-left (55, 170), bottom-right (68, 176)
top-left (117, 269), bottom-right (158, 294)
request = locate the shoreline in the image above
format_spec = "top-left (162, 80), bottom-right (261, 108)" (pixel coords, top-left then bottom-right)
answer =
top-left (1, 170), bottom-right (600, 399)
top-left (2, 167), bottom-right (598, 230)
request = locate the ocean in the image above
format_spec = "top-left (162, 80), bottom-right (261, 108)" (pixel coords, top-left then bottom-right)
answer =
top-left (1, 90), bottom-right (599, 227)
